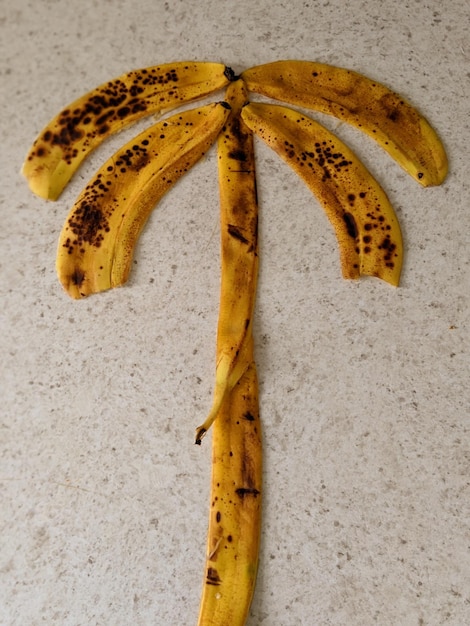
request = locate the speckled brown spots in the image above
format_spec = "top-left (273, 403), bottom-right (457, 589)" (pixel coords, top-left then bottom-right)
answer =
top-left (303, 140), bottom-right (353, 181)
top-left (67, 200), bottom-right (110, 249)
top-left (216, 511), bottom-right (221, 523)
top-left (284, 140), bottom-right (296, 159)
top-left (96, 110), bottom-right (115, 127)
top-left (29, 65), bottom-right (212, 168)
top-left (378, 235), bottom-right (398, 265)
top-left (113, 141), bottom-right (150, 173)
top-left (63, 169), bottom-right (118, 254)
top-left (243, 411), bottom-right (255, 421)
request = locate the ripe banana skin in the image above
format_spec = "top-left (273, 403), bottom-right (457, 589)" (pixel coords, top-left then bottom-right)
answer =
top-left (57, 102), bottom-right (231, 298)
top-left (196, 79), bottom-right (261, 626)
top-left (22, 61), bottom-right (233, 200)
top-left (241, 102), bottom-right (403, 286)
top-left (197, 342), bottom-right (261, 626)
top-left (195, 79), bottom-right (259, 443)
top-left (241, 60), bottom-right (448, 187)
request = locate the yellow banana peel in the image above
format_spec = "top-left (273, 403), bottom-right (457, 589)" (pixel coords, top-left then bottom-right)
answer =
top-left (22, 61), bottom-right (233, 200)
top-left (242, 60), bottom-right (448, 187)
top-left (241, 102), bottom-right (403, 286)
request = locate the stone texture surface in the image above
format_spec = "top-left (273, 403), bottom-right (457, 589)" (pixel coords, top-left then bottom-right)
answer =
top-left (1, 0), bottom-right (469, 624)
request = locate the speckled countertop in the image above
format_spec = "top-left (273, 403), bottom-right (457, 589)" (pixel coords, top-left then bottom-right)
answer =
top-left (1, 1), bottom-right (469, 625)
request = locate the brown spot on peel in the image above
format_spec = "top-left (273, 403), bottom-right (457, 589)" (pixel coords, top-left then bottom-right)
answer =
top-left (70, 268), bottom-right (85, 286)
top-left (227, 224), bottom-right (249, 244)
top-left (235, 487), bottom-right (260, 498)
top-left (228, 149), bottom-right (247, 161)
top-left (206, 567), bottom-right (222, 586)
top-left (342, 212), bottom-right (358, 239)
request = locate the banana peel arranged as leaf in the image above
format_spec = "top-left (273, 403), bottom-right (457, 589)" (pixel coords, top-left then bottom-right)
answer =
top-left (22, 59), bottom-right (448, 626)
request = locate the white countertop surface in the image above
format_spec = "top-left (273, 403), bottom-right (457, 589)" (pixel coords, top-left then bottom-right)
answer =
top-left (1, 0), bottom-right (469, 624)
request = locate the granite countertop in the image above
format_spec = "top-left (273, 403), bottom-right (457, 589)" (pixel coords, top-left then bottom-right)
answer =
top-left (1, 0), bottom-right (469, 624)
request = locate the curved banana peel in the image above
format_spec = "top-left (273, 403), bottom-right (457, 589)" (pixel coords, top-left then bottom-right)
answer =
top-left (241, 60), bottom-right (448, 187)
top-left (241, 102), bottom-right (403, 286)
top-left (22, 61), bottom-right (233, 200)
top-left (57, 102), bottom-right (231, 298)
